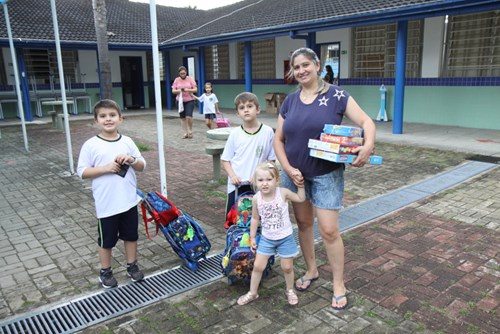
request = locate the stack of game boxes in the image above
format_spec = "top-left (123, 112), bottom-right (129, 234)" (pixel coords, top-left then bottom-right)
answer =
top-left (308, 125), bottom-right (383, 164)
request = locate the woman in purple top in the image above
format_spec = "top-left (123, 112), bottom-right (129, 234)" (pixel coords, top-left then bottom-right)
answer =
top-left (274, 47), bottom-right (376, 310)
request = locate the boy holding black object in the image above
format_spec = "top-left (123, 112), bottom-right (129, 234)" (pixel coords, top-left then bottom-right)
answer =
top-left (77, 99), bottom-right (146, 289)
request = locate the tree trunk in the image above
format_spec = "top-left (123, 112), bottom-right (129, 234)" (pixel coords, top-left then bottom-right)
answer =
top-left (92, 0), bottom-right (112, 100)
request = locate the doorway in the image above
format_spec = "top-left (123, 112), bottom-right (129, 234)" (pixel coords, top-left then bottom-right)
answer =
top-left (320, 43), bottom-right (340, 83)
top-left (120, 56), bottom-right (144, 109)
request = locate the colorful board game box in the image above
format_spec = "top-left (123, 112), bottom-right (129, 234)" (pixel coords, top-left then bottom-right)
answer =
top-left (308, 139), bottom-right (358, 154)
top-left (309, 149), bottom-right (383, 165)
top-left (320, 133), bottom-right (364, 146)
top-left (323, 124), bottom-right (363, 137)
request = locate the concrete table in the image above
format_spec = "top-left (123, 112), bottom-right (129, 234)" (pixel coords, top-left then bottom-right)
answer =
top-left (42, 100), bottom-right (74, 130)
top-left (206, 126), bottom-right (237, 141)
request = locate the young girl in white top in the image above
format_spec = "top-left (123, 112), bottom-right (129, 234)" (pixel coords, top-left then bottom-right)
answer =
top-left (237, 162), bottom-right (306, 306)
top-left (192, 82), bottom-right (220, 129)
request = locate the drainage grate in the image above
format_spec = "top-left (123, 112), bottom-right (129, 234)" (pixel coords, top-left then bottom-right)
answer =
top-left (0, 255), bottom-right (223, 334)
top-left (1, 161), bottom-right (496, 334)
top-left (339, 161), bottom-right (497, 231)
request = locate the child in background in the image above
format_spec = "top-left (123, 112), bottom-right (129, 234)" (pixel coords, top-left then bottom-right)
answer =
top-left (237, 162), bottom-right (306, 306)
top-left (221, 92), bottom-right (276, 217)
top-left (77, 99), bottom-right (146, 289)
top-left (192, 82), bottom-right (220, 129)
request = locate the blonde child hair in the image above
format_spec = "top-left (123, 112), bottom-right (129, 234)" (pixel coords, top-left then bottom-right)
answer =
top-left (252, 161), bottom-right (280, 186)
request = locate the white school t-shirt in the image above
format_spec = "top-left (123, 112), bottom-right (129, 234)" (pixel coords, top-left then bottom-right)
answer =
top-left (77, 134), bottom-right (145, 218)
top-left (195, 93), bottom-right (219, 115)
top-left (221, 124), bottom-right (276, 193)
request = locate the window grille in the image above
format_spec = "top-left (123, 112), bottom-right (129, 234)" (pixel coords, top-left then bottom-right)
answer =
top-left (24, 49), bottom-right (79, 84)
top-left (145, 51), bottom-right (164, 82)
top-left (205, 44), bottom-right (230, 80)
top-left (353, 21), bottom-right (422, 78)
top-left (444, 10), bottom-right (500, 77)
top-left (237, 39), bottom-right (276, 79)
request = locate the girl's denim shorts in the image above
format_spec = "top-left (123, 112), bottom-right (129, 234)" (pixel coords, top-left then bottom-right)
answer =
top-left (281, 167), bottom-right (344, 210)
top-left (257, 234), bottom-right (299, 258)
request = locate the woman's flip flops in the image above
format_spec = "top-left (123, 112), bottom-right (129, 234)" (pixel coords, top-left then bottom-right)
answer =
top-left (295, 275), bottom-right (319, 291)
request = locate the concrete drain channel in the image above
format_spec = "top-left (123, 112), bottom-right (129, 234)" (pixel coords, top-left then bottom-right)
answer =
top-left (0, 161), bottom-right (496, 334)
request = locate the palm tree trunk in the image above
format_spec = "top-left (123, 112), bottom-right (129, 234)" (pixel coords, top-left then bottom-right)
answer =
top-left (92, 0), bottom-right (112, 99)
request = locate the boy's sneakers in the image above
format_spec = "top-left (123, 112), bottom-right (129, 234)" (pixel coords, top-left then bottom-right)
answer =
top-left (99, 267), bottom-right (118, 289)
top-left (127, 261), bottom-right (144, 282)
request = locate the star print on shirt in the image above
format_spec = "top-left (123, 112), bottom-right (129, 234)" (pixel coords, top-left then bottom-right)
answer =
top-left (333, 89), bottom-right (346, 101)
top-left (318, 96), bottom-right (329, 106)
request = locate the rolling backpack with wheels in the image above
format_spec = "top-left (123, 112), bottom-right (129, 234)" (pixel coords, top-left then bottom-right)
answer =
top-left (221, 187), bottom-right (274, 284)
top-left (137, 190), bottom-right (211, 272)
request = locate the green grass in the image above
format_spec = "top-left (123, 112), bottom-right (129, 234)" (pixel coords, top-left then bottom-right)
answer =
top-left (206, 190), bottom-right (226, 198)
top-left (403, 311), bottom-right (413, 320)
top-left (467, 324), bottom-right (480, 333)
top-left (136, 142), bottom-right (152, 152)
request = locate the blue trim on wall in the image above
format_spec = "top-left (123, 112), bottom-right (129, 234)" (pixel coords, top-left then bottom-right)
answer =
top-left (340, 77), bottom-right (500, 86)
top-left (2, 77), bottom-right (497, 93)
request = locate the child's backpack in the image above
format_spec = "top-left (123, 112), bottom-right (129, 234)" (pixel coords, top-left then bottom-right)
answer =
top-left (224, 190), bottom-right (254, 229)
top-left (221, 189), bottom-right (274, 284)
top-left (138, 190), bottom-right (211, 272)
top-left (158, 210), bottom-right (211, 272)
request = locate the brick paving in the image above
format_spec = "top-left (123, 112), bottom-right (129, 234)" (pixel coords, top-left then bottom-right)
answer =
top-left (0, 112), bottom-right (498, 333)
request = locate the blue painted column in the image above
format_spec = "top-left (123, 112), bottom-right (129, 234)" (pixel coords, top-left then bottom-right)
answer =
top-left (197, 47), bottom-right (205, 114)
top-left (245, 41), bottom-right (252, 92)
top-left (164, 50), bottom-right (172, 110)
top-left (393, 21), bottom-right (408, 135)
top-left (17, 50), bottom-right (33, 121)
top-left (307, 32), bottom-right (319, 56)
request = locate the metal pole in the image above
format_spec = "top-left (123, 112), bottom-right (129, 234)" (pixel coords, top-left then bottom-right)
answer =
top-left (50, 0), bottom-right (74, 174)
top-left (3, 3), bottom-right (29, 152)
top-left (150, 0), bottom-right (168, 196)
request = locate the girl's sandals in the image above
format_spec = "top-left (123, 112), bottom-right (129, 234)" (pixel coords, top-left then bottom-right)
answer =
top-left (181, 133), bottom-right (188, 139)
top-left (187, 133), bottom-right (193, 139)
top-left (284, 289), bottom-right (299, 305)
top-left (237, 291), bottom-right (259, 305)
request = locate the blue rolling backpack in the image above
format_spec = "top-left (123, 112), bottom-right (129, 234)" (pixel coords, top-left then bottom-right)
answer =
top-left (221, 188), bottom-right (274, 285)
top-left (137, 190), bottom-right (211, 272)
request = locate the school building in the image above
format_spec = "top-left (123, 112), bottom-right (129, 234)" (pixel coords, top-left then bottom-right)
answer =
top-left (0, 0), bottom-right (499, 132)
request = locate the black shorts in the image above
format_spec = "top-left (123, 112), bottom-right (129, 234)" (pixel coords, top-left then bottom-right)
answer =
top-left (205, 113), bottom-right (216, 120)
top-left (225, 184), bottom-right (253, 217)
top-left (97, 206), bottom-right (139, 249)
top-left (179, 100), bottom-right (195, 118)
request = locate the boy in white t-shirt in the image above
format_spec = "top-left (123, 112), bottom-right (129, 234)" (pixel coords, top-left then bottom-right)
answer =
top-left (221, 92), bottom-right (276, 217)
top-left (192, 82), bottom-right (220, 129)
top-left (77, 99), bottom-right (146, 289)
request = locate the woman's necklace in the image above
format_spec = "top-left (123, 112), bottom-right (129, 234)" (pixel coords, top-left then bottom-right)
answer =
top-left (300, 89), bottom-right (318, 104)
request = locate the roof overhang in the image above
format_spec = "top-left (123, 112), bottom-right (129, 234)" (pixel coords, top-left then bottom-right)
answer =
top-left (160, 0), bottom-right (500, 50)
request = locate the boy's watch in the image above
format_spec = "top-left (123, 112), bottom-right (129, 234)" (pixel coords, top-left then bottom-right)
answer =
top-left (130, 156), bottom-right (139, 165)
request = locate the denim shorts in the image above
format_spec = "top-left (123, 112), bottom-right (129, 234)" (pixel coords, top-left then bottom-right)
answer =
top-left (281, 167), bottom-right (344, 210)
top-left (257, 234), bottom-right (299, 258)
top-left (178, 100), bottom-right (195, 118)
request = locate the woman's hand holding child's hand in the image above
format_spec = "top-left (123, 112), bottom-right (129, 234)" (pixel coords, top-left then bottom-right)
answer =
top-left (288, 167), bottom-right (304, 187)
